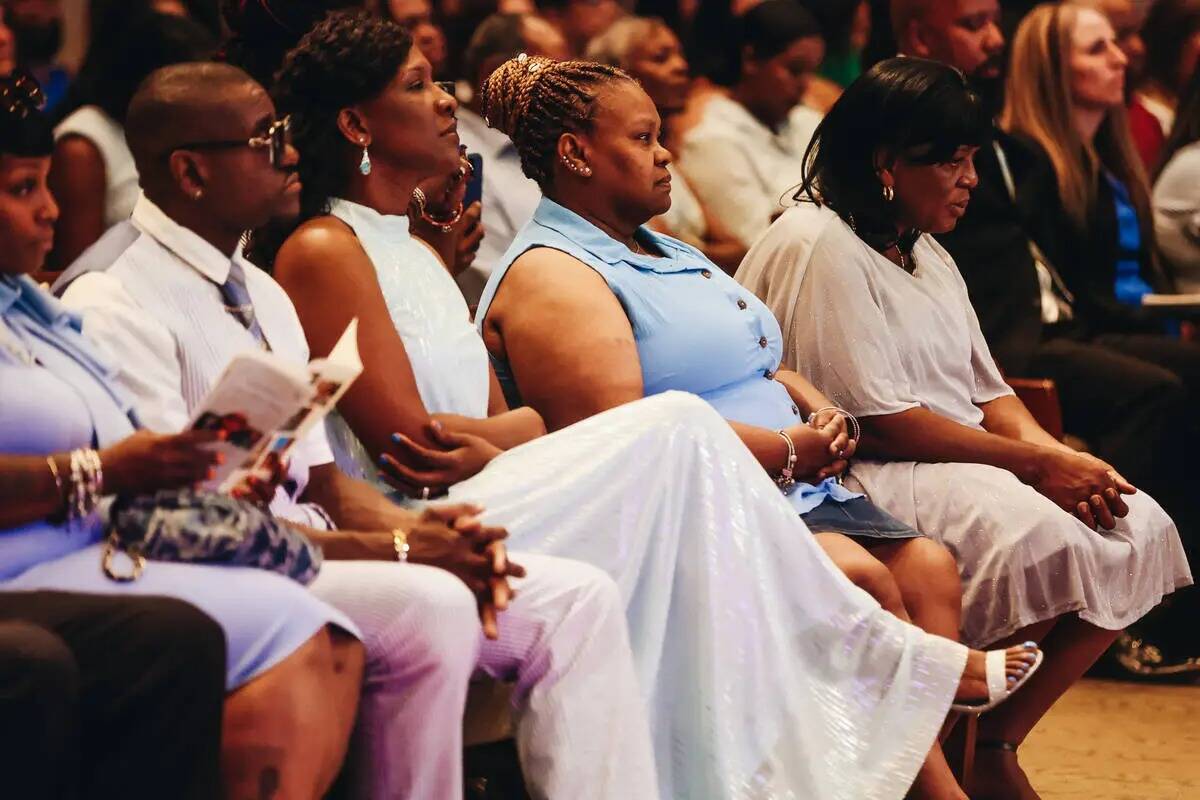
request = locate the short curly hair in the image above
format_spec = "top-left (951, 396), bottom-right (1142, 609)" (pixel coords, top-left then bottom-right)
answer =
top-left (479, 54), bottom-right (632, 191)
top-left (248, 10), bottom-right (412, 268)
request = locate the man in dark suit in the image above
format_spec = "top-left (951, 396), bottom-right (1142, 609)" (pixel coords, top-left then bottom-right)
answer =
top-left (892, 0), bottom-right (1199, 674)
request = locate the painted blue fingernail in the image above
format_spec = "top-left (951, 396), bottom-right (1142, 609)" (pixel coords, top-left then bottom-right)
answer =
top-left (391, 433), bottom-right (402, 443)
top-left (1008, 676), bottom-right (1016, 685)
top-left (1023, 641), bottom-right (1037, 648)
top-left (378, 455), bottom-right (388, 465)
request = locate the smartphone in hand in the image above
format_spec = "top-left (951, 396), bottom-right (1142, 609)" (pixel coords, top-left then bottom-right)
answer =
top-left (464, 152), bottom-right (484, 207)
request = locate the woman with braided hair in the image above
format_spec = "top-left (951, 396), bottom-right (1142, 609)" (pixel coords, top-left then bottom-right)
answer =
top-left (475, 53), bottom-right (1031, 800)
top-left (263, 11), bottom-right (1041, 799)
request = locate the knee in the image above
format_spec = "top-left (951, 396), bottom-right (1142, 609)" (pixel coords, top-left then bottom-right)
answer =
top-left (127, 597), bottom-right (227, 687)
top-left (0, 622), bottom-right (79, 700)
top-left (838, 551), bottom-right (906, 612)
top-left (902, 539), bottom-right (963, 604)
top-left (1142, 371), bottom-right (1187, 416)
top-left (551, 560), bottom-right (627, 628)
top-left (389, 566), bottom-right (482, 674)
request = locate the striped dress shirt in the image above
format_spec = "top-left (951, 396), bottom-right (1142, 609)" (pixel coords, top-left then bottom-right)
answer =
top-left (59, 194), bottom-right (335, 529)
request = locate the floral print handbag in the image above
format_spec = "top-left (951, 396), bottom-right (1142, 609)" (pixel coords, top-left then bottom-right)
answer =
top-left (102, 489), bottom-right (323, 584)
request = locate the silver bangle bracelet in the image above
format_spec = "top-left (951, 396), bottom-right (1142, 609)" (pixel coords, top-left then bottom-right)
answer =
top-left (67, 448), bottom-right (103, 524)
top-left (775, 429), bottom-right (797, 491)
top-left (808, 406), bottom-right (861, 443)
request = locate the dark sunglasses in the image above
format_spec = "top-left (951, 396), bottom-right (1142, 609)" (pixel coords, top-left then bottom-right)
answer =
top-left (0, 72), bottom-right (45, 118)
top-left (167, 115), bottom-right (293, 168)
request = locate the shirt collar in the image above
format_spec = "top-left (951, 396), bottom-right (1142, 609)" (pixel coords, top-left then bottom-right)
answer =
top-left (530, 197), bottom-right (709, 274)
top-left (130, 192), bottom-right (241, 285)
top-left (0, 273), bottom-right (82, 331)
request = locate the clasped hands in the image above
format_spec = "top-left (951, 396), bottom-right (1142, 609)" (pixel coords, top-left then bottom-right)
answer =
top-left (400, 503), bottom-right (525, 640)
top-left (1033, 448), bottom-right (1137, 531)
top-left (783, 408), bottom-right (858, 482)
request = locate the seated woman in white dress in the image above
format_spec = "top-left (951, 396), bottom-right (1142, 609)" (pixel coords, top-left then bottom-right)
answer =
top-left (736, 57), bottom-right (1192, 799)
top-left (250, 12), bottom-right (1040, 800)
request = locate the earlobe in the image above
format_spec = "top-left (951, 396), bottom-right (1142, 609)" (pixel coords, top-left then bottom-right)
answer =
top-left (336, 108), bottom-right (370, 148)
top-left (557, 133), bottom-right (592, 178)
top-left (170, 151), bottom-right (206, 201)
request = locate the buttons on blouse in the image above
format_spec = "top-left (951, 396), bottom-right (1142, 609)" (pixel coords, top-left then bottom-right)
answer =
top-left (737, 299), bottom-right (748, 310)
top-left (701, 269), bottom-right (713, 279)
top-left (791, 404), bottom-right (800, 415)
top-left (758, 336), bottom-right (768, 348)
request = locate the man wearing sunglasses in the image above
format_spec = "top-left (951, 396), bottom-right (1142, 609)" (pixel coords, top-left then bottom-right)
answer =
top-left (58, 61), bottom-right (655, 799)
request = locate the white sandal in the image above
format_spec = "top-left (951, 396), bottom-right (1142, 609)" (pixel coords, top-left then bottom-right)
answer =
top-left (950, 643), bottom-right (1044, 715)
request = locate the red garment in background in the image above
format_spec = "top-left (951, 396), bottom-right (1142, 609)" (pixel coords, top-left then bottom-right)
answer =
top-left (1129, 95), bottom-right (1166, 171)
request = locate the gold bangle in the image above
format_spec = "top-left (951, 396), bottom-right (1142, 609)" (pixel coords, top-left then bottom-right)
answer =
top-left (392, 528), bottom-right (410, 563)
top-left (45, 455), bottom-right (64, 507)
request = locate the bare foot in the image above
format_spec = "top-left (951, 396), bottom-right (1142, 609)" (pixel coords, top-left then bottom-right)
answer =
top-left (968, 745), bottom-right (1042, 800)
top-left (955, 643), bottom-right (1040, 704)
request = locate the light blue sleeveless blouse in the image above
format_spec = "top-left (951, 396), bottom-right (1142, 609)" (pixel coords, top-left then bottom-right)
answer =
top-left (477, 198), bottom-right (858, 513)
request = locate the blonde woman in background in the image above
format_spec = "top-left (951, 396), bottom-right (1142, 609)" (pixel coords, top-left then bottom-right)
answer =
top-left (1003, 3), bottom-right (1200, 408)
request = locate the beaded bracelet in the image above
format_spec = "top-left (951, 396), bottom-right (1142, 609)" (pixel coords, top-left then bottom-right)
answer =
top-left (392, 528), bottom-right (411, 563)
top-left (66, 448), bottom-right (103, 523)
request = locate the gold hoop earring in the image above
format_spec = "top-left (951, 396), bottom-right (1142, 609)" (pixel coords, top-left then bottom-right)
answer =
top-left (882, 184), bottom-right (895, 202)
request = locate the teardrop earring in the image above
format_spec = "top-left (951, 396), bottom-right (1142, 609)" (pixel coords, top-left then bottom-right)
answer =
top-left (359, 146), bottom-right (372, 176)
top-left (882, 184), bottom-right (894, 202)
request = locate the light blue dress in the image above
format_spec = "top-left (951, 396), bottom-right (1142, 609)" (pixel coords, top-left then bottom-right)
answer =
top-left (0, 274), bottom-right (354, 689)
top-left (479, 199), bottom-right (919, 539)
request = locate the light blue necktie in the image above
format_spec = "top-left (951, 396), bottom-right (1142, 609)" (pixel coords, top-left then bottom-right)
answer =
top-left (219, 259), bottom-right (268, 348)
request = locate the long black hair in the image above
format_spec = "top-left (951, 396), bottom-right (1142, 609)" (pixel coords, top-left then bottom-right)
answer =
top-left (796, 56), bottom-right (990, 250)
top-left (247, 10), bottom-right (413, 269)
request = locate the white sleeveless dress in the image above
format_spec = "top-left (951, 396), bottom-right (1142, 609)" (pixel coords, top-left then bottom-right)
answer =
top-left (324, 198), bottom-right (969, 800)
top-left (54, 106), bottom-right (140, 228)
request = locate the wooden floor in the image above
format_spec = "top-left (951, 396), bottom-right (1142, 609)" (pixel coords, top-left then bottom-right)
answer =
top-left (1018, 678), bottom-right (1200, 799)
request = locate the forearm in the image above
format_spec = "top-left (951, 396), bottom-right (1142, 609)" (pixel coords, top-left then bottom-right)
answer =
top-left (772, 369), bottom-right (831, 417)
top-left (728, 421), bottom-right (791, 473)
top-left (979, 395), bottom-right (1068, 451)
top-left (859, 407), bottom-right (1048, 483)
top-left (431, 407), bottom-right (546, 450)
top-left (289, 522), bottom-right (395, 561)
top-left (300, 464), bottom-right (415, 532)
top-left (0, 454), bottom-right (70, 529)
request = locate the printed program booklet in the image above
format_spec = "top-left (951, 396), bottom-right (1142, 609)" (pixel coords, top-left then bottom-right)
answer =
top-left (188, 319), bottom-right (361, 493)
